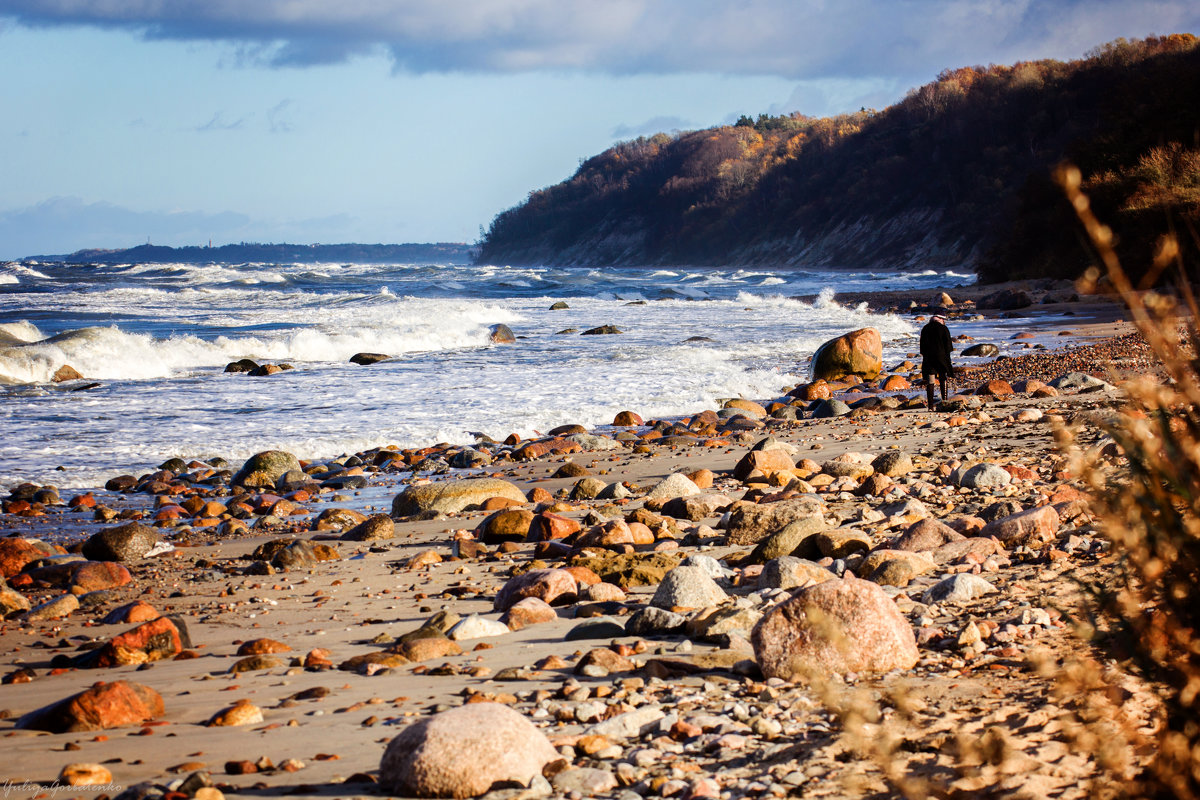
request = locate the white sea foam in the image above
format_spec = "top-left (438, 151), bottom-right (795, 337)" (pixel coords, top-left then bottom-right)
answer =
top-left (0, 275), bottom-right (17, 285)
top-left (0, 259), bottom-right (1005, 489)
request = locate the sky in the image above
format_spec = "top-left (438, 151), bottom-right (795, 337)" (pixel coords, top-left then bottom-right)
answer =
top-left (1, 1), bottom-right (1198, 259)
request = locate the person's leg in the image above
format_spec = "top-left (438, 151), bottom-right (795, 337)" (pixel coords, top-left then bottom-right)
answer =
top-left (940, 372), bottom-right (950, 401)
top-left (926, 379), bottom-right (936, 409)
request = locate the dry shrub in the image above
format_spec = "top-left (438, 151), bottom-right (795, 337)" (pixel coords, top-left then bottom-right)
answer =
top-left (803, 167), bottom-right (1200, 799)
top-left (1053, 163), bottom-right (1200, 799)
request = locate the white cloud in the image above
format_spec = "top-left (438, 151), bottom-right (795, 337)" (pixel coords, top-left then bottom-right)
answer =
top-left (1, 0), bottom-right (1196, 81)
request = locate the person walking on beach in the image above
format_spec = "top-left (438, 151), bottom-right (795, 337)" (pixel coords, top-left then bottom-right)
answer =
top-left (920, 312), bottom-right (954, 410)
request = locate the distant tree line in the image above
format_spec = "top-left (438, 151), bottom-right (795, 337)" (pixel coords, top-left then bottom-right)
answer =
top-left (478, 35), bottom-right (1200, 284)
top-left (39, 242), bottom-right (475, 265)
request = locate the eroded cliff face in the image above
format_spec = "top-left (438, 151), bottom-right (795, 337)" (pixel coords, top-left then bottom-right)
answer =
top-left (482, 208), bottom-right (977, 270)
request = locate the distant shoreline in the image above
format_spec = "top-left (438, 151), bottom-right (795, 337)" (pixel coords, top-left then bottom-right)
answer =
top-left (15, 241), bottom-right (476, 265)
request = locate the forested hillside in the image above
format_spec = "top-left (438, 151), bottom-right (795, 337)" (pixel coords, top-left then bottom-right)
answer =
top-left (478, 35), bottom-right (1200, 283)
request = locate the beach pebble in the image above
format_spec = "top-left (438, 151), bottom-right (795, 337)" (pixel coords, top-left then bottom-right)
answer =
top-left (981, 505), bottom-right (1061, 547)
top-left (24, 593), bottom-right (79, 622)
top-left (341, 514), bottom-right (395, 542)
top-left (644, 473), bottom-right (703, 503)
top-left (82, 617), bottom-right (188, 667)
top-left (959, 463), bottom-right (1012, 489)
top-left (887, 518), bottom-right (964, 552)
top-left (760, 557), bottom-right (833, 590)
top-left (499, 597), bottom-right (558, 630)
top-left (207, 699), bottom-right (264, 727)
top-left (394, 636), bottom-right (464, 660)
top-left (870, 451), bottom-right (913, 477)
top-left (380, 703), bottom-right (561, 798)
top-left (236, 638), bottom-right (291, 656)
top-left (494, 569), bottom-right (579, 611)
top-left (922, 574), bottom-right (999, 605)
top-left (651, 566), bottom-right (728, 610)
top-left (626, 607), bottom-right (687, 636)
top-left (447, 615), bottom-right (510, 641)
top-left (553, 767), bottom-right (619, 796)
top-left (58, 763), bottom-right (114, 787)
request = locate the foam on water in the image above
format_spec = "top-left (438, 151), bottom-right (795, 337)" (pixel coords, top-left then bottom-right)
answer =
top-left (0, 259), bottom-right (980, 488)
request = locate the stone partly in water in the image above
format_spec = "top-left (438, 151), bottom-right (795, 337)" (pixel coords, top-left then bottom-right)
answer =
top-left (488, 324), bottom-right (516, 343)
top-left (752, 574), bottom-right (919, 680)
top-left (810, 328), bottom-right (882, 382)
top-left (961, 343), bottom-right (1000, 357)
top-left (350, 352), bottom-right (391, 365)
top-left (393, 477), bottom-right (527, 516)
top-left (232, 450), bottom-right (302, 488)
top-left (581, 325), bottom-right (622, 336)
top-left (379, 702), bottom-right (561, 798)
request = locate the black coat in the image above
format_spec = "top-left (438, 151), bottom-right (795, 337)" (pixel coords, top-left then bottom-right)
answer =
top-left (920, 320), bottom-right (954, 377)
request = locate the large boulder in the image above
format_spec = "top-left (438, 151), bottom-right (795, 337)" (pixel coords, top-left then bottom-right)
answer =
top-left (81, 522), bottom-right (160, 563)
top-left (752, 574), bottom-right (919, 680)
top-left (393, 478), bottom-right (526, 516)
top-left (232, 450), bottom-right (302, 488)
top-left (17, 681), bottom-right (164, 733)
top-left (810, 328), bottom-right (882, 382)
top-left (380, 703), bottom-right (561, 797)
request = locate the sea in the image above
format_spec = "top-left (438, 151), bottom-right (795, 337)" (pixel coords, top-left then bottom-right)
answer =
top-left (0, 260), bottom-right (1045, 492)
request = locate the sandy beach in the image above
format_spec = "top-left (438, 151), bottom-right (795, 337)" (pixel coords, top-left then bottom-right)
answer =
top-left (0, 284), bottom-right (1153, 800)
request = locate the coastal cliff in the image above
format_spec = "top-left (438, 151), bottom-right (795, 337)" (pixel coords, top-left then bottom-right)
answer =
top-left (478, 35), bottom-right (1200, 282)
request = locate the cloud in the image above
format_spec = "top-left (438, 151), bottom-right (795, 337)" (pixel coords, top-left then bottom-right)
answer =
top-left (267, 98), bottom-right (294, 133)
top-left (611, 115), bottom-right (693, 139)
top-left (2, 1), bottom-right (1197, 81)
top-left (0, 197), bottom-right (252, 258)
top-left (195, 111), bottom-right (249, 132)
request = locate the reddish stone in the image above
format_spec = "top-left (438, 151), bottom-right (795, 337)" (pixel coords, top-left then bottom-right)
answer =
top-left (613, 411), bottom-right (643, 426)
top-left (69, 493), bottom-right (97, 510)
top-left (733, 450), bottom-right (795, 481)
top-left (304, 648), bottom-right (333, 669)
top-left (975, 379), bottom-right (1015, 397)
top-left (499, 597), bottom-right (558, 630)
top-left (70, 561), bottom-right (133, 592)
top-left (526, 487), bottom-right (554, 504)
top-left (17, 680), bottom-right (165, 732)
top-left (493, 569), bottom-right (578, 611)
top-left (882, 375), bottom-right (911, 391)
top-left (102, 602), bottom-right (161, 625)
top-left (481, 496), bottom-right (521, 511)
top-left (512, 437), bottom-right (582, 461)
top-left (980, 505), bottom-right (1060, 547)
top-left (89, 618), bottom-right (186, 667)
top-left (0, 537), bottom-right (61, 577)
top-left (153, 505), bottom-right (187, 521)
top-left (236, 638), bottom-right (292, 656)
top-left (574, 520), bottom-right (635, 549)
top-left (562, 566), bottom-right (601, 586)
top-left (1003, 465), bottom-right (1038, 481)
top-left (528, 512), bottom-right (580, 542)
